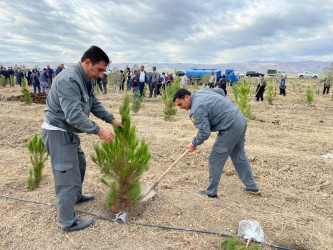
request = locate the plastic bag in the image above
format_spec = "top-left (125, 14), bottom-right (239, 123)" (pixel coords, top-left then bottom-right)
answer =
top-left (238, 220), bottom-right (264, 243)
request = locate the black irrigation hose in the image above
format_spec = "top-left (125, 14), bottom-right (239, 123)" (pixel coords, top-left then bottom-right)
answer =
top-left (0, 194), bottom-right (294, 250)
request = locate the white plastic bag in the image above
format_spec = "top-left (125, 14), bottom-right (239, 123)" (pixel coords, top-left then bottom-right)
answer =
top-left (238, 220), bottom-right (264, 243)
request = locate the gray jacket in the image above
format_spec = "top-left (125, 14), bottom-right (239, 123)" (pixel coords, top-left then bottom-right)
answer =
top-left (189, 88), bottom-right (241, 146)
top-left (44, 63), bottom-right (114, 134)
top-left (152, 71), bottom-right (159, 84)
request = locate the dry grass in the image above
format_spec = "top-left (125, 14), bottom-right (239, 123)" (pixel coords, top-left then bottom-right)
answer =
top-left (0, 78), bottom-right (332, 249)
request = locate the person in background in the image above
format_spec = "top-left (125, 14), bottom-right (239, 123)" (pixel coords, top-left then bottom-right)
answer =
top-left (149, 66), bottom-right (159, 98)
top-left (25, 68), bottom-right (32, 86)
top-left (160, 72), bottom-right (166, 91)
top-left (16, 67), bottom-right (24, 87)
top-left (126, 67), bottom-right (132, 91)
top-left (181, 73), bottom-right (189, 89)
top-left (40, 68), bottom-right (49, 94)
top-left (255, 77), bottom-right (266, 102)
top-left (8, 66), bottom-right (14, 79)
top-left (173, 88), bottom-right (260, 198)
top-left (101, 72), bottom-right (108, 94)
top-left (47, 65), bottom-right (54, 86)
top-left (165, 73), bottom-right (174, 87)
top-left (30, 69), bottom-right (40, 93)
top-left (130, 69), bottom-right (139, 99)
top-left (56, 64), bottom-right (63, 75)
top-left (41, 45), bottom-right (122, 232)
top-left (217, 74), bottom-right (227, 95)
top-left (138, 65), bottom-right (148, 97)
top-left (279, 75), bottom-right (287, 96)
top-left (322, 76), bottom-right (331, 95)
top-left (119, 70), bottom-right (125, 91)
top-left (208, 71), bottom-right (216, 88)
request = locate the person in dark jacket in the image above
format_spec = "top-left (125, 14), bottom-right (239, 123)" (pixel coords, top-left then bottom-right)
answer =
top-left (101, 72), bottom-right (108, 94)
top-left (30, 69), bottom-right (40, 93)
top-left (25, 69), bottom-right (32, 86)
top-left (255, 77), bottom-right (266, 102)
top-left (16, 68), bottom-right (24, 87)
top-left (173, 88), bottom-right (260, 198)
top-left (216, 74), bottom-right (227, 95)
top-left (130, 70), bottom-right (139, 99)
top-left (279, 75), bottom-right (287, 96)
top-left (119, 70), bottom-right (125, 91)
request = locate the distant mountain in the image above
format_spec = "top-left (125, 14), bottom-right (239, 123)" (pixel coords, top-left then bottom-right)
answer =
top-left (1, 61), bottom-right (331, 74)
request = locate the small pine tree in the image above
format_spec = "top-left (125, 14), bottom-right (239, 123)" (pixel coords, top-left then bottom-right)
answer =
top-left (162, 79), bottom-right (180, 120)
top-left (0, 75), bottom-right (6, 87)
top-left (131, 92), bottom-right (142, 113)
top-left (306, 86), bottom-right (314, 104)
top-left (27, 133), bottom-right (48, 190)
top-left (232, 83), bottom-right (239, 102)
top-left (220, 237), bottom-right (261, 250)
top-left (9, 75), bottom-right (15, 86)
top-left (266, 83), bottom-right (276, 105)
top-left (201, 73), bottom-right (210, 87)
top-left (21, 79), bottom-right (32, 105)
top-left (92, 94), bottom-right (150, 212)
top-left (236, 80), bottom-right (253, 120)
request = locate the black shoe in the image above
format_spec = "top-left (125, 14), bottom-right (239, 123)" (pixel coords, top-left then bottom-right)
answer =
top-left (63, 218), bottom-right (94, 232)
top-left (195, 190), bottom-right (217, 198)
top-left (242, 186), bottom-right (261, 195)
top-left (76, 194), bottom-right (95, 204)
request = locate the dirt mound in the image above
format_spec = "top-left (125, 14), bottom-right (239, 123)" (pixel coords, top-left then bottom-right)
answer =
top-left (7, 92), bottom-right (47, 104)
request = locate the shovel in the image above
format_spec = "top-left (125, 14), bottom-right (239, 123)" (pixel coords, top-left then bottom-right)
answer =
top-left (140, 149), bottom-right (189, 202)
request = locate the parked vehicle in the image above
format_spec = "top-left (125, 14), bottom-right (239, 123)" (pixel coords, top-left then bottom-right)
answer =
top-left (225, 69), bottom-right (239, 83)
top-left (234, 71), bottom-right (245, 77)
top-left (186, 69), bottom-right (221, 84)
top-left (175, 71), bottom-right (185, 77)
top-left (246, 71), bottom-right (265, 77)
top-left (267, 69), bottom-right (286, 77)
top-left (297, 71), bottom-right (318, 78)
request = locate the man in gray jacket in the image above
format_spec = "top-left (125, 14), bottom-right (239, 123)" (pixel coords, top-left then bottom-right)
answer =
top-left (41, 46), bottom-right (122, 232)
top-left (149, 66), bottom-right (159, 98)
top-left (173, 88), bottom-right (260, 198)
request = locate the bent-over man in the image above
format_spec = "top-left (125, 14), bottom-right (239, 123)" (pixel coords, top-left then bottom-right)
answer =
top-left (41, 46), bottom-right (122, 232)
top-left (173, 88), bottom-right (260, 198)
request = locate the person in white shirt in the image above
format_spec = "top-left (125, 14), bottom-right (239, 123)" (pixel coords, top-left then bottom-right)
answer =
top-left (138, 65), bottom-right (148, 97)
top-left (209, 71), bottom-right (216, 88)
top-left (181, 73), bottom-right (189, 89)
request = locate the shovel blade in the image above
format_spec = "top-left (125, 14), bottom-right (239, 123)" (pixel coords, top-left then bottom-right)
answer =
top-left (140, 184), bottom-right (156, 202)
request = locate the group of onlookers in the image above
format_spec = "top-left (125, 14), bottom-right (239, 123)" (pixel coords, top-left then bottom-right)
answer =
top-left (0, 64), bottom-right (64, 94)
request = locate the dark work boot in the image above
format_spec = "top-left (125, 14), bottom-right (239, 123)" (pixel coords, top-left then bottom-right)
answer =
top-left (195, 190), bottom-right (217, 198)
top-left (76, 194), bottom-right (95, 204)
top-left (63, 218), bottom-right (95, 233)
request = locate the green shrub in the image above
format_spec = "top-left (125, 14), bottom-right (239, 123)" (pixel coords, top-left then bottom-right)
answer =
top-left (131, 92), bottom-right (142, 113)
top-left (236, 80), bottom-right (253, 120)
top-left (21, 84), bottom-right (32, 105)
top-left (162, 79), bottom-right (180, 120)
top-left (92, 94), bottom-right (150, 212)
top-left (266, 84), bottom-right (276, 105)
top-left (220, 237), bottom-right (261, 250)
top-left (0, 75), bottom-right (6, 87)
top-left (306, 86), bottom-right (313, 104)
top-left (27, 134), bottom-right (48, 190)
top-left (232, 83), bottom-right (239, 102)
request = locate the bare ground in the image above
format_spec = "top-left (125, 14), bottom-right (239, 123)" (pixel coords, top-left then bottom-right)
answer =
top-left (0, 79), bottom-right (332, 250)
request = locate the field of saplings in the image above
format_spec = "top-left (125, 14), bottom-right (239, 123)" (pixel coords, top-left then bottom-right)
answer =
top-left (0, 77), bottom-right (332, 249)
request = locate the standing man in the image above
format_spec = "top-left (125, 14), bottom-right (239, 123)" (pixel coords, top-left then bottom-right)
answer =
top-left (25, 68), bottom-right (32, 86)
top-left (255, 77), bottom-right (266, 102)
top-left (47, 65), bottom-right (54, 86)
top-left (126, 67), bottom-right (132, 91)
top-left (149, 66), bottom-right (159, 98)
top-left (208, 71), bottom-right (216, 88)
top-left (138, 65), bottom-right (148, 97)
top-left (173, 88), bottom-right (260, 198)
top-left (41, 46), bottom-right (122, 232)
top-left (279, 75), bottom-right (287, 96)
top-left (15, 67), bottom-right (24, 87)
top-left (130, 69), bottom-right (139, 99)
top-left (181, 73), bottom-right (189, 89)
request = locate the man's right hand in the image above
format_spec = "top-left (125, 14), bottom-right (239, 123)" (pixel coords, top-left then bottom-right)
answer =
top-left (97, 128), bottom-right (114, 143)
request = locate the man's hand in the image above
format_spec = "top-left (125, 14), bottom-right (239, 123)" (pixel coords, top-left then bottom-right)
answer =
top-left (111, 119), bottom-right (123, 128)
top-left (187, 143), bottom-right (197, 153)
top-left (98, 128), bottom-right (115, 143)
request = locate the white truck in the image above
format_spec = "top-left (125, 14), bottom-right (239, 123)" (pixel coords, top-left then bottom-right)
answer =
top-left (297, 71), bottom-right (318, 78)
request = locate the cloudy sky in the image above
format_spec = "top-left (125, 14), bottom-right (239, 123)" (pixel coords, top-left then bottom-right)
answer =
top-left (0, 0), bottom-right (333, 64)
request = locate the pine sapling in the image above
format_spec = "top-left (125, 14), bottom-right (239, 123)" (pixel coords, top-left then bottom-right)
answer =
top-left (232, 83), bottom-right (239, 102)
top-left (0, 75), bottom-right (6, 87)
top-left (131, 92), bottom-right (142, 113)
top-left (27, 133), bottom-right (48, 190)
top-left (306, 86), bottom-right (313, 104)
top-left (266, 83), bottom-right (276, 105)
top-left (21, 80), bottom-right (32, 105)
top-left (236, 80), bottom-right (253, 120)
top-left (9, 75), bottom-right (15, 87)
top-left (162, 79), bottom-right (180, 120)
top-left (92, 94), bottom-right (150, 212)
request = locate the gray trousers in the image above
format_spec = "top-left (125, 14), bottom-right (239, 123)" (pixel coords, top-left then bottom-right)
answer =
top-left (42, 129), bottom-right (86, 229)
top-left (206, 114), bottom-right (258, 196)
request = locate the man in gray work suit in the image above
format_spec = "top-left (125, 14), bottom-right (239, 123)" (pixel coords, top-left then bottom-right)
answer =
top-left (173, 88), bottom-right (260, 198)
top-left (41, 46), bottom-right (122, 232)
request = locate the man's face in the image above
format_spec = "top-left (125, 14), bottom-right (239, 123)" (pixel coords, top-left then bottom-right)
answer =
top-left (140, 66), bottom-right (144, 71)
top-left (47, 65), bottom-right (50, 69)
top-left (85, 60), bottom-right (107, 81)
top-left (174, 95), bottom-right (191, 110)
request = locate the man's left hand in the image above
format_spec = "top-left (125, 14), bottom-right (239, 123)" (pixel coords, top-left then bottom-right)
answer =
top-left (111, 119), bottom-right (123, 128)
top-left (187, 144), bottom-right (197, 152)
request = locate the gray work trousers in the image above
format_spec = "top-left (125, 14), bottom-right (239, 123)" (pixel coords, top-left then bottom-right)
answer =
top-left (206, 114), bottom-right (258, 196)
top-left (42, 129), bottom-right (86, 229)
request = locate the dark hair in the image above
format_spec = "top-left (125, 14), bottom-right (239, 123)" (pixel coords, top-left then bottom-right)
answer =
top-left (173, 89), bottom-right (191, 102)
top-left (80, 45), bottom-right (110, 65)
